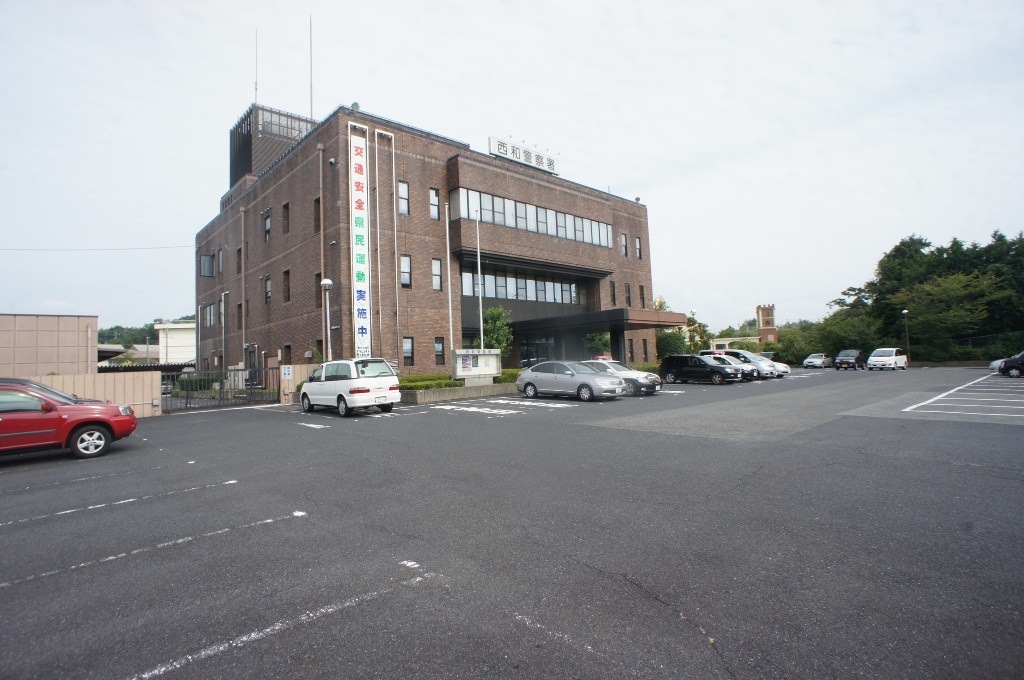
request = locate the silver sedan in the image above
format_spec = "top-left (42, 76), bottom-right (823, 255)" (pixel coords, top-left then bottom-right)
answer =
top-left (517, 361), bottom-right (625, 401)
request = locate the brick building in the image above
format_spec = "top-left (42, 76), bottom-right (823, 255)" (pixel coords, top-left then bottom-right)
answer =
top-left (195, 104), bottom-right (685, 373)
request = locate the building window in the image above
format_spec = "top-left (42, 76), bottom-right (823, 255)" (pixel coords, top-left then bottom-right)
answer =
top-left (635, 236), bottom-right (642, 260)
top-left (625, 282), bottom-right (632, 307)
top-left (282, 344), bottom-right (292, 364)
top-left (610, 281), bottom-right (616, 306)
top-left (400, 255), bottom-right (411, 287)
top-left (315, 339), bottom-right (323, 358)
top-left (282, 202), bottom-right (290, 234)
top-left (462, 271), bottom-right (476, 297)
top-left (315, 272), bottom-right (322, 309)
top-left (236, 247), bottom-right (242, 274)
top-left (218, 249), bottom-right (223, 274)
top-left (218, 298), bottom-right (224, 326)
top-left (432, 259), bottom-right (442, 290)
top-left (429, 188), bottom-right (439, 220)
top-left (236, 303), bottom-right (242, 330)
top-left (628, 338), bottom-right (635, 363)
top-left (199, 254), bottom-right (214, 277)
top-left (403, 337), bottom-right (414, 366)
top-left (313, 197), bottom-right (321, 232)
top-left (265, 277), bottom-right (272, 302)
top-left (642, 338), bottom-right (649, 362)
top-left (283, 270), bottom-right (291, 302)
top-left (398, 181), bottom-right (409, 214)
top-left (639, 284), bottom-right (645, 308)
top-left (264, 213), bottom-right (271, 241)
top-left (621, 233), bottom-right (628, 257)
top-left (434, 337), bottom-right (445, 365)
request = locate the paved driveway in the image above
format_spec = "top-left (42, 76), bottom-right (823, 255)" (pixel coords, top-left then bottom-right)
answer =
top-left (1, 368), bottom-right (1020, 678)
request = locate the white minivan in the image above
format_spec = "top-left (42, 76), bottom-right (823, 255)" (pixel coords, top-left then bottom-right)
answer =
top-left (867, 347), bottom-right (908, 370)
top-left (300, 358), bottom-right (401, 416)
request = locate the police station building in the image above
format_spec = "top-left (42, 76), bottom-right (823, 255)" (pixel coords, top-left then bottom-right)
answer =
top-left (195, 103), bottom-right (685, 373)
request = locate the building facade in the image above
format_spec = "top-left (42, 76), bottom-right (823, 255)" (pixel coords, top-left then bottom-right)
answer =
top-left (195, 104), bottom-right (683, 373)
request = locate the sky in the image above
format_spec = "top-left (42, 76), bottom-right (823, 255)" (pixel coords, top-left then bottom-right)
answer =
top-left (1, 1), bottom-right (1021, 332)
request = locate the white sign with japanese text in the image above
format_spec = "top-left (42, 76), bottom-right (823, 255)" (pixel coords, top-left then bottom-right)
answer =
top-left (349, 134), bottom-right (373, 358)
top-left (488, 137), bottom-right (559, 175)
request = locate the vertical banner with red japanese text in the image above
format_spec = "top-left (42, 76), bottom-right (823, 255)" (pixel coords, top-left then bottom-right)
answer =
top-left (349, 133), bottom-right (373, 358)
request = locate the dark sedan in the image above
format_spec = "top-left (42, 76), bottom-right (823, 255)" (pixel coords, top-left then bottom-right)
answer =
top-left (659, 354), bottom-right (742, 385)
top-left (997, 351), bottom-right (1024, 378)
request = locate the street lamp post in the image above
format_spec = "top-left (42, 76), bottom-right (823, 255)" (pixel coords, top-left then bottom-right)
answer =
top-left (475, 210), bottom-right (484, 349)
top-left (322, 278), bottom-right (334, 361)
top-left (902, 309), bottom-right (910, 360)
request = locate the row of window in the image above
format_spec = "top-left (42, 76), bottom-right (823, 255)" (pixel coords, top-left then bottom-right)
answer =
top-left (402, 336), bottom-right (446, 366)
top-left (461, 269), bottom-right (589, 306)
top-left (449, 188), bottom-right (615, 249)
top-left (397, 182), bottom-right (442, 221)
top-left (608, 281), bottom-right (647, 308)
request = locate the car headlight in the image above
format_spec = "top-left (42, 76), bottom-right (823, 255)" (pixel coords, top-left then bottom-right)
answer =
top-left (119, 405), bottom-right (134, 416)
top-left (595, 378), bottom-right (619, 387)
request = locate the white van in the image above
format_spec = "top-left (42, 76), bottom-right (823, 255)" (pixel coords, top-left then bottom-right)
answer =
top-left (300, 358), bottom-right (401, 415)
top-left (867, 348), bottom-right (908, 370)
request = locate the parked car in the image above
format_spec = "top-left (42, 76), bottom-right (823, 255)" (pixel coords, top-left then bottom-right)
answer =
top-left (772, 361), bottom-right (792, 377)
top-left (0, 384), bottom-right (137, 459)
top-left (997, 351), bottom-right (1024, 378)
top-left (834, 350), bottom-right (866, 370)
top-left (0, 377), bottom-right (105, 404)
top-left (706, 354), bottom-right (757, 381)
top-left (803, 353), bottom-right (833, 368)
top-left (699, 349), bottom-right (777, 379)
top-left (517, 361), bottom-right (624, 401)
top-left (867, 347), bottom-right (909, 370)
top-left (300, 358), bottom-right (401, 416)
top-left (659, 354), bottom-right (742, 385)
top-left (581, 360), bottom-right (662, 396)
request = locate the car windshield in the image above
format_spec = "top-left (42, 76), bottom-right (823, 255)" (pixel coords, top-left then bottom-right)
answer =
top-left (838, 350), bottom-right (858, 357)
top-left (718, 356), bottom-right (742, 365)
top-left (356, 359), bottom-right (395, 377)
top-left (606, 361), bottom-right (631, 372)
top-left (871, 349), bottom-right (894, 357)
top-left (808, 354), bottom-right (823, 359)
top-left (17, 380), bottom-right (79, 402)
top-left (584, 362), bottom-right (613, 373)
top-left (567, 362), bottom-right (598, 373)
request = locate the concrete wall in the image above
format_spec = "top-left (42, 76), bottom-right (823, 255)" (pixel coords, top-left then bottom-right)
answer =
top-left (0, 314), bottom-right (98, 378)
top-left (28, 371), bottom-right (161, 418)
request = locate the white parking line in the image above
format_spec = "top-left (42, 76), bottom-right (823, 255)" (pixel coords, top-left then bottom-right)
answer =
top-left (0, 511), bottom-right (308, 589)
top-left (128, 561), bottom-right (439, 680)
top-left (903, 375), bottom-right (992, 412)
top-left (485, 399), bottom-right (576, 408)
top-left (0, 465), bottom-right (167, 495)
top-left (0, 480), bottom-right (239, 529)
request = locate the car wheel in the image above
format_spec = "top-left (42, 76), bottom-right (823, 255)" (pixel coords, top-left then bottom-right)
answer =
top-left (524, 383), bottom-right (538, 398)
top-left (665, 371), bottom-right (677, 384)
top-left (70, 425), bottom-right (112, 459)
top-left (868, 367), bottom-right (874, 370)
top-left (301, 394), bottom-right (314, 412)
top-left (577, 384), bottom-right (594, 402)
top-left (901, 365), bottom-right (908, 370)
top-left (1008, 367), bottom-right (1023, 378)
top-left (624, 381), bottom-right (638, 396)
top-left (337, 396), bottom-right (352, 417)
top-left (710, 373), bottom-right (724, 385)
top-left (379, 403), bottom-right (394, 413)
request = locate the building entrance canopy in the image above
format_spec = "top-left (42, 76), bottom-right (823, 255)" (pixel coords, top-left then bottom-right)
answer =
top-left (510, 308), bottom-right (688, 365)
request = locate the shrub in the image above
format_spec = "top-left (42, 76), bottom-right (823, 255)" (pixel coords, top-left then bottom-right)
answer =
top-left (631, 362), bottom-right (660, 373)
top-left (495, 368), bottom-right (520, 384)
top-left (177, 374), bottom-right (216, 391)
top-left (400, 379), bottom-right (463, 390)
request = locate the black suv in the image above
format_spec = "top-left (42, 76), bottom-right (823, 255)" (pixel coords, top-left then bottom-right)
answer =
top-left (659, 354), bottom-right (742, 385)
top-left (834, 350), bottom-right (866, 370)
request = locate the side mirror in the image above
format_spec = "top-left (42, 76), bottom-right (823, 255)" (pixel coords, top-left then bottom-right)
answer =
top-left (40, 401), bottom-right (55, 413)
top-left (564, 371), bottom-right (573, 376)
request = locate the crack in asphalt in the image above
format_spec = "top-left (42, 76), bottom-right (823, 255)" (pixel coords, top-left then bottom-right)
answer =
top-left (524, 532), bottom-right (737, 678)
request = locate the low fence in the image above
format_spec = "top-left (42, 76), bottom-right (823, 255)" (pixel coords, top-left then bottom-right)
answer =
top-left (160, 367), bottom-right (280, 413)
top-left (29, 372), bottom-right (161, 418)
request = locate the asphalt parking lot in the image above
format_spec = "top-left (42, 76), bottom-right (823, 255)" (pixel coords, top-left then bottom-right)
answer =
top-left (1, 368), bottom-right (1021, 678)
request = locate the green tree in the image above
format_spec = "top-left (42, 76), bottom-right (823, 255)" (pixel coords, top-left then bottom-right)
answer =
top-left (469, 306), bottom-right (514, 358)
top-left (583, 332), bottom-right (611, 356)
top-left (888, 272), bottom-right (1013, 346)
top-left (686, 314), bottom-right (714, 351)
top-left (656, 329), bottom-right (686, 358)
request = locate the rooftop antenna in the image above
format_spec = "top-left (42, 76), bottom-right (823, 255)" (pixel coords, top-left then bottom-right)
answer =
top-left (254, 27), bottom-right (259, 106)
top-left (309, 16), bottom-right (313, 119)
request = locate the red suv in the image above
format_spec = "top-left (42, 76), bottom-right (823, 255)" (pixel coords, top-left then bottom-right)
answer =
top-left (0, 384), bottom-right (138, 459)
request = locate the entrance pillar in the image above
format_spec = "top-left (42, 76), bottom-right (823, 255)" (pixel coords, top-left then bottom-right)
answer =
top-left (610, 325), bottom-right (626, 362)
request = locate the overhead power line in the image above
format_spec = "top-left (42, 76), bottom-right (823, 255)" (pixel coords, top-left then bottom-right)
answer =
top-left (0, 245), bottom-right (192, 252)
